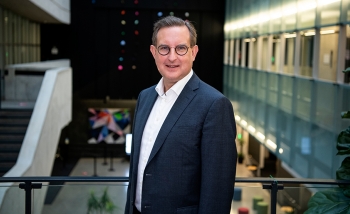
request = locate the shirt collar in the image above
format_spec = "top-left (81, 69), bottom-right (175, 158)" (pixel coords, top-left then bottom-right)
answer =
top-left (155, 69), bottom-right (193, 96)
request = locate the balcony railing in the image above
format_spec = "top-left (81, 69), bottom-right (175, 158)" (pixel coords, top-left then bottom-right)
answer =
top-left (1, 176), bottom-right (349, 214)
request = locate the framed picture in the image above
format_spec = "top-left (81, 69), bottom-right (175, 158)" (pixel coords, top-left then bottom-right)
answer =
top-left (88, 108), bottom-right (130, 144)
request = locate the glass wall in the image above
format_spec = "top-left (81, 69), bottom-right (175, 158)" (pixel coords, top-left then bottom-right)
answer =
top-left (0, 6), bottom-right (40, 70)
top-left (0, 6), bottom-right (40, 100)
top-left (224, 66), bottom-right (350, 180)
top-left (319, 0), bottom-right (341, 26)
top-left (224, 0), bottom-right (350, 180)
top-left (297, 1), bottom-right (316, 29)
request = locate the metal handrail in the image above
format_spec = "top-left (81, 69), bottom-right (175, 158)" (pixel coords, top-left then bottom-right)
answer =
top-left (1, 176), bottom-right (350, 184)
top-left (1, 176), bottom-right (350, 214)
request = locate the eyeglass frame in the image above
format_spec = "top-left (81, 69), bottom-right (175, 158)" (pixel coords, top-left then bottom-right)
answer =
top-left (156, 44), bottom-right (191, 56)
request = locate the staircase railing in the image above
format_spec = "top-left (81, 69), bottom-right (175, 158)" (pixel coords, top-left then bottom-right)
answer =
top-left (0, 66), bottom-right (72, 214)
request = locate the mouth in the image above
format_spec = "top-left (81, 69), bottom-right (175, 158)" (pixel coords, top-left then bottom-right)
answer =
top-left (166, 65), bottom-right (179, 68)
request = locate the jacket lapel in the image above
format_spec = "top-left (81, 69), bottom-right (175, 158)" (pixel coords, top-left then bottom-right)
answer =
top-left (147, 74), bottom-right (200, 164)
top-left (132, 88), bottom-right (158, 170)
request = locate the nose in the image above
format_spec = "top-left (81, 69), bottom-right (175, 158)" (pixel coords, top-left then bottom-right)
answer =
top-left (167, 48), bottom-right (177, 61)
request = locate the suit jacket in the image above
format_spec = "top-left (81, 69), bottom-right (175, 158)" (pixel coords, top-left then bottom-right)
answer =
top-left (125, 73), bottom-right (237, 214)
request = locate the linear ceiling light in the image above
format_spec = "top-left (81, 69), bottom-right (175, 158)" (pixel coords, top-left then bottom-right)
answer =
top-left (224, 0), bottom-right (341, 32)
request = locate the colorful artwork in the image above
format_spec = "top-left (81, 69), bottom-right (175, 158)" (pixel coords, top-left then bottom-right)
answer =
top-left (88, 108), bottom-right (130, 144)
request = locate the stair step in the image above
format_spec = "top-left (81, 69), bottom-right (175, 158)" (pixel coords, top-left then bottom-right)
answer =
top-left (0, 109), bottom-right (31, 176)
top-left (0, 153), bottom-right (19, 161)
top-left (0, 135), bottom-right (24, 141)
top-left (0, 118), bottom-right (30, 126)
top-left (0, 162), bottom-right (16, 169)
top-left (0, 126), bottom-right (27, 134)
top-left (0, 110), bottom-right (32, 118)
top-left (0, 144), bottom-right (22, 152)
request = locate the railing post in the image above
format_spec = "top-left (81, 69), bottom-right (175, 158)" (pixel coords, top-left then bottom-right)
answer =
top-left (263, 181), bottom-right (284, 214)
top-left (19, 182), bottom-right (42, 214)
top-left (93, 155), bottom-right (98, 176)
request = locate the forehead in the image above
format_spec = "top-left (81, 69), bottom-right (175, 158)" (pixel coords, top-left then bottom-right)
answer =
top-left (156, 26), bottom-right (190, 45)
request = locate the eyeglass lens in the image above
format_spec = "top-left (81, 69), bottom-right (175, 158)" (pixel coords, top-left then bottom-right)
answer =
top-left (157, 45), bottom-right (189, 56)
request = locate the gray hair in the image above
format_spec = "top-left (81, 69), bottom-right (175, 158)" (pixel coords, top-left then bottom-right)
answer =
top-left (152, 16), bottom-right (197, 47)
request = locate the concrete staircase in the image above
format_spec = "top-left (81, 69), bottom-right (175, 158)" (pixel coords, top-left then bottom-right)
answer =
top-left (0, 109), bottom-right (32, 176)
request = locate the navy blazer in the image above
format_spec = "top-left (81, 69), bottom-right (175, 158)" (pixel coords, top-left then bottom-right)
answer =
top-left (125, 73), bottom-right (237, 214)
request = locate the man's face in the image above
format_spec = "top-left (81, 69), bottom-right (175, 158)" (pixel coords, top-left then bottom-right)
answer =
top-left (150, 26), bottom-right (198, 91)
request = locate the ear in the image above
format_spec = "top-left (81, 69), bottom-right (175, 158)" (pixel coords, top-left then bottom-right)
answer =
top-left (191, 45), bottom-right (199, 61)
top-left (150, 45), bottom-right (157, 58)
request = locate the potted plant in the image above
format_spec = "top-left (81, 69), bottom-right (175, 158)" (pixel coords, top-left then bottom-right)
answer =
top-left (87, 187), bottom-right (116, 214)
top-left (305, 68), bottom-right (350, 213)
top-left (237, 133), bottom-right (244, 164)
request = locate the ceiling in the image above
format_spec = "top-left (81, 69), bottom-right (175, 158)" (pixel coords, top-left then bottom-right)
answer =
top-left (0, 0), bottom-right (63, 23)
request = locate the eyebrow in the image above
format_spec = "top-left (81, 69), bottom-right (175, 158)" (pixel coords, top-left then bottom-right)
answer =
top-left (158, 44), bottom-right (188, 46)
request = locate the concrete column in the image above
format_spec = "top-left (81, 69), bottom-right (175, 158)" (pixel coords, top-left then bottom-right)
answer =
top-left (279, 33), bottom-right (286, 73)
top-left (312, 29), bottom-right (320, 79)
top-left (229, 39), bottom-right (235, 66)
top-left (294, 32), bottom-right (301, 76)
top-left (224, 40), bottom-right (229, 64)
top-left (248, 38), bottom-right (254, 69)
top-left (267, 35), bottom-right (273, 71)
top-left (235, 39), bottom-right (240, 66)
top-left (241, 39), bottom-right (246, 67)
top-left (257, 36), bottom-right (263, 70)
top-left (336, 25), bottom-right (346, 84)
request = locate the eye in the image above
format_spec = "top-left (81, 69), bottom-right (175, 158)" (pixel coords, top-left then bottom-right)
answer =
top-left (159, 46), bottom-right (169, 51)
top-left (177, 45), bottom-right (187, 51)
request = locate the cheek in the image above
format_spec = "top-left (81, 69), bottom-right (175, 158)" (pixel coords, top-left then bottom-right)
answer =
top-left (154, 57), bottom-right (163, 66)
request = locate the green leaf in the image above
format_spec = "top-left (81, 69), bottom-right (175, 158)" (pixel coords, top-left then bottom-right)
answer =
top-left (87, 191), bottom-right (101, 213)
top-left (100, 187), bottom-right (116, 213)
top-left (343, 67), bottom-right (350, 73)
top-left (305, 188), bottom-right (350, 214)
top-left (337, 157), bottom-right (350, 180)
top-left (337, 127), bottom-right (350, 155)
top-left (341, 111), bottom-right (350, 119)
top-left (87, 188), bottom-right (116, 213)
top-left (336, 157), bottom-right (350, 197)
top-left (100, 188), bottom-right (110, 205)
top-left (105, 201), bottom-right (116, 213)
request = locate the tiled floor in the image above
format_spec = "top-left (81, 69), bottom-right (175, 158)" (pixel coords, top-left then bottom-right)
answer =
top-left (41, 157), bottom-right (281, 214)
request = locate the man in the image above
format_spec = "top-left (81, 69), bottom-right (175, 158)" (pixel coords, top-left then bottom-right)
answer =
top-left (125, 16), bottom-right (237, 214)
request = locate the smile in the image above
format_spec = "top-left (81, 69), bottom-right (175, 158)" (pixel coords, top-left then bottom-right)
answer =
top-left (166, 65), bottom-right (179, 68)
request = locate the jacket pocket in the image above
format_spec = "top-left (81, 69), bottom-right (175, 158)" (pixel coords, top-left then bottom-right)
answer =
top-left (176, 205), bottom-right (198, 214)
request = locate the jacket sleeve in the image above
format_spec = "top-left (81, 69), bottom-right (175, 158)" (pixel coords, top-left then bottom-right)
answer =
top-left (124, 91), bottom-right (143, 214)
top-left (198, 96), bottom-right (237, 214)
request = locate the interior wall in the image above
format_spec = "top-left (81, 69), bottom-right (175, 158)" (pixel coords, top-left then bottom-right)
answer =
top-left (39, 1), bottom-right (225, 157)
top-left (62, 0), bottom-right (225, 100)
top-left (318, 33), bottom-right (338, 82)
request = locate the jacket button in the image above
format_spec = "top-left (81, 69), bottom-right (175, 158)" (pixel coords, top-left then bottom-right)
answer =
top-left (145, 173), bottom-right (152, 176)
top-left (144, 205), bottom-right (151, 209)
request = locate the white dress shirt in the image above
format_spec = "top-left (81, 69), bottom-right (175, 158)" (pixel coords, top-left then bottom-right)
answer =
top-left (135, 70), bottom-right (193, 211)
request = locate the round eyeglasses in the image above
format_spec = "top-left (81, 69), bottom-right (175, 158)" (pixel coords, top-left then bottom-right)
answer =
top-left (157, 45), bottom-right (190, 56)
